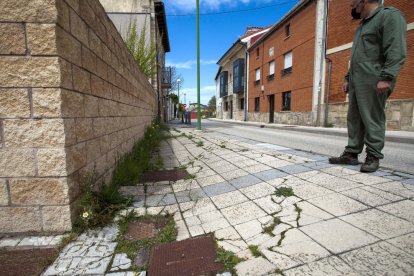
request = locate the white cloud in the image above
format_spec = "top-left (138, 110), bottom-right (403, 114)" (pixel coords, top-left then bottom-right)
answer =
top-left (177, 85), bottom-right (216, 105)
top-left (166, 59), bottom-right (217, 69)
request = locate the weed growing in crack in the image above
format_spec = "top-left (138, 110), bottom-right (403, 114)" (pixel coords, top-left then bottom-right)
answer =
top-left (294, 203), bottom-right (302, 227)
top-left (184, 174), bottom-right (196, 180)
top-left (112, 120), bottom-right (170, 187)
top-left (248, 245), bottom-right (262, 257)
top-left (216, 246), bottom-right (244, 274)
top-left (277, 230), bottom-right (288, 246)
top-left (273, 268), bottom-right (285, 275)
top-left (220, 144), bottom-right (226, 148)
top-left (196, 140), bottom-right (204, 147)
top-left (274, 187), bottom-right (295, 197)
top-left (263, 217), bottom-right (281, 236)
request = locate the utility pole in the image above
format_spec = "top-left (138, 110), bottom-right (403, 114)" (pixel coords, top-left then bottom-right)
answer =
top-left (196, 0), bottom-right (201, 130)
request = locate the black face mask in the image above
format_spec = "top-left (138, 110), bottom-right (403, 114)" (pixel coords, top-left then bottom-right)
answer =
top-left (351, 8), bottom-right (362, 19)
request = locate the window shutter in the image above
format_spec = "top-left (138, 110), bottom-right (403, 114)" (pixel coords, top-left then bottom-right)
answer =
top-left (269, 61), bottom-right (275, 75)
top-left (284, 51), bottom-right (292, 69)
top-left (256, 68), bottom-right (260, 81)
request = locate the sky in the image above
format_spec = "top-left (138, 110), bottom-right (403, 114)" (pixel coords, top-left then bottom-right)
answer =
top-left (163, 0), bottom-right (300, 105)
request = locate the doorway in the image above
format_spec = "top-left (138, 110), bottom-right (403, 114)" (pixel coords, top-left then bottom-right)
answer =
top-left (230, 101), bottom-right (233, 119)
top-left (269, 95), bottom-right (274, 123)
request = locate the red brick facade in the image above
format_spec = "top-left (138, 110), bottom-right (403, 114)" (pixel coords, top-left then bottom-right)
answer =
top-left (248, 1), bottom-right (316, 117)
top-left (326, 0), bottom-right (414, 103)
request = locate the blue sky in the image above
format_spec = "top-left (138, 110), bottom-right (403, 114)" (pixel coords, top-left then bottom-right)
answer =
top-left (164, 0), bottom-right (300, 105)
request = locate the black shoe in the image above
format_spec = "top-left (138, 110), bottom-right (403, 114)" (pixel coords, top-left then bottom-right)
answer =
top-left (360, 154), bottom-right (379, 173)
top-left (329, 152), bottom-right (359, 165)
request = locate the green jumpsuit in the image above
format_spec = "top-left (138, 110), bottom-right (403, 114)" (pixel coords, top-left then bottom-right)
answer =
top-left (345, 6), bottom-right (407, 159)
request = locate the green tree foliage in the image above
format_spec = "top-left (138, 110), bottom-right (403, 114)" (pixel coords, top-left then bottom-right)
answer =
top-left (125, 18), bottom-right (157, 78)
top-left (208, 96), bottom-right (216, 113)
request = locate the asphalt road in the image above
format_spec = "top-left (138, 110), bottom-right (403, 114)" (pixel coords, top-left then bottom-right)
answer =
top-left (200, 120), bottom-right (414, 174)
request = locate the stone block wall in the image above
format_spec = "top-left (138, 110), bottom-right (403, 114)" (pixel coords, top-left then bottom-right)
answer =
top-left (326, 99), bottom-right (414, 131)
top-left (248, 112), bottom-right (312, 126)
top-left (0, 0), bottom-right (157, 235)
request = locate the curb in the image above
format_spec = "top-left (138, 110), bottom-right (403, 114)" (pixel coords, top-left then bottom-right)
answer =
top-left (208, 119), bottom-right (414, 145)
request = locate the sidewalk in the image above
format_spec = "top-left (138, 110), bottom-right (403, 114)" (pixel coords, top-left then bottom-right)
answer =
top-left (38, 124), bottom-right (414, 275)
top-left (209, 118), bottom-right (414, 144)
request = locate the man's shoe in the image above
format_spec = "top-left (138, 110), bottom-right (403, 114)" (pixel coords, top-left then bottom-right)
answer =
top-left (360, 154), bottom-right (379, 173)
top-left (329, 152), bottom-right (359, 165)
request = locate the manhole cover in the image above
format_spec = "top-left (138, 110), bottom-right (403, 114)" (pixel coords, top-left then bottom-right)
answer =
top-left (124, 222), bottom-right (158, 241)
top-left (141, 169), bottom-right (189, 183)
top-left (149, 236), bottom-right (223, 276)
top-left (0, 248), bottom-right (58, 276)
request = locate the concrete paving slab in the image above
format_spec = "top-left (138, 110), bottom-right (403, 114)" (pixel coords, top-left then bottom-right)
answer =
top-left (371, 181), bottom-right (414, 199)
top-left (253, 169), bottom-right (288, 181)
top-left (284, 256), bottom-right (358, 276)
top-left (229, 174), bottom-right (262, 189)
top-left (234, 220), bottom-right (264, 240)
top-left (307, 193), bottom-right (369, 216)
top-left (202, 181), bottom-right (235, 197)
top-left (286, 181), bottom-right (335, 200)
top-left (244, 164), bottom-right (273, 174)
top-left (340, 242), bottom-right (414, 275)
top-left (377, 200), bottom-right (414, 223)
top-left (278, 164), bottom-right (313, 174)
top-left (341, 209), bottom-right (414, 240)
top-left (210, 190), bottom-right (249, 209)
top-left (235, 257), bottom-right (277, 276)
top-left (221, 201), bottom-right (267, 225)
top-left (387, 232), bottom-right (414, 255)
top-left (300, 219), bottom-right (379, 254)
top-left (196, 174), bottom-right (226, 187)
top-left (253, 196), bottom-right (283, 215)
top-left (239, 182), bottom-right (275, 200)
top-left (296, 201), bottom-right (333, 226)
top-left (341, 187), bottom-right (403, 207)
top-left (221, 169), bottom-right (249, 180)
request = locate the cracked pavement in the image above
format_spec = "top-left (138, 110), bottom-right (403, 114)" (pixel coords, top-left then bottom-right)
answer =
top-left (43, 126), bottom-right (414, 275)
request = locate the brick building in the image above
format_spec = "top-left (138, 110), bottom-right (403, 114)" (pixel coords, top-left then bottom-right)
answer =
top-left (325, 0), bottom-right (414, 130)
top-left (248, 0), bottom-right (320, 125)
top-left (215, 27), bottom-right (270, 121)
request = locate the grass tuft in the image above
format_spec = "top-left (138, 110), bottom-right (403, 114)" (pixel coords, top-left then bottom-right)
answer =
top-left (248, 245), bottom-right (262, 257)
top-left (263, 217), bottom-right (281, 236)
top-left (274, 187), bottom-right (295, 197)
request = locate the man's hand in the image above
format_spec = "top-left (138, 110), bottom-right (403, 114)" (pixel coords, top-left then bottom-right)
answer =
top-left (377, 81), bottom-right (392, 94)
top-left (342, 81), bottom-right (349, 93)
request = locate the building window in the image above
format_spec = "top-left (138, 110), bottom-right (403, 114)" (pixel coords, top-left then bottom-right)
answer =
top-left (282, 92), bottom-right (291, 111)
top-left (285, 24), bottom-right (291, 37)
top-left (240, 98), bottom-right (244, 110)
top-left (268, 61), bottom-right (275, 80)
top-left (225, 101), bottom-right (229, 111)
top-left (254, 97), bottom-right (260, 112)
top-left (269, 47), bottom-right (274, 57)
top-left (220, 71), bottom-right (228, 97)
top-left (256, 47), bottom-right (260, 59)
top-left (255, 68), bottom-right (261, 85)
top-left (282, 51), bottom-right (293, 76)
top-left (233, 59), bottom-right (245, 94)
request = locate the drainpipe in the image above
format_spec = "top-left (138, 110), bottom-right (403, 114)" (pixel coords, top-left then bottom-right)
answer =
top-left (324, 57), bottom-right (332, 127)
top-left (316, 0), bottom-right (328, 126)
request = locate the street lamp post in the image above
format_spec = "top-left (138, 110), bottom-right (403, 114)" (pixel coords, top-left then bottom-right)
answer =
top-left (196, 0), bottom-right (201, 130)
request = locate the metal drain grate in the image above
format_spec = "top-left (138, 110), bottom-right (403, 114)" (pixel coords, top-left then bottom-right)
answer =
top-left (148, 236), bottom-right (223, 276)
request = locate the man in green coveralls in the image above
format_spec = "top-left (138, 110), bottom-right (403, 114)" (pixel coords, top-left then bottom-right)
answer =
top-left (329, 0), bottom-right (407, 173)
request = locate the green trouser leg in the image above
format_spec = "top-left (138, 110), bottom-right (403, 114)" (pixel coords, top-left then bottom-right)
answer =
top-left (345, 86), bottom-right (387, 159)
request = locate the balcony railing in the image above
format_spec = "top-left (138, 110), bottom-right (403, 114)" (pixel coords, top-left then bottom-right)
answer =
top-left (162, 67), bottom-right (172, 88)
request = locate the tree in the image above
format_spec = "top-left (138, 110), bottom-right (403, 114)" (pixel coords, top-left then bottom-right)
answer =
top-left (125, 18), bottom-right (158, 78)
top-left (169, 67), bottom-right (184, 93)
top-left (208, 96), bottom-right (216, 114)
